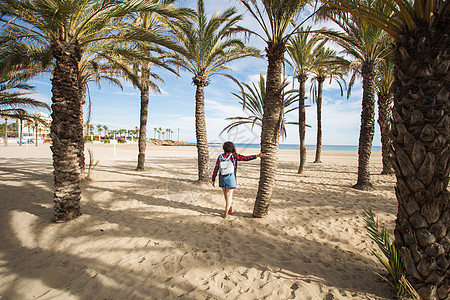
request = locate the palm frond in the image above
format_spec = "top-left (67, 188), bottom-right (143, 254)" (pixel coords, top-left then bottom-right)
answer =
top-left (363, 208), bottom-right (419, 299)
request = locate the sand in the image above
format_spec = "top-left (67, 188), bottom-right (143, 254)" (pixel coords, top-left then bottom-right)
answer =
top-left (0, 143), bottom-right (398, 299)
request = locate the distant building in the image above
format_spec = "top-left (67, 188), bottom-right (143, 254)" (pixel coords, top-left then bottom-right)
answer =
top-left (19, 112), bottom-right (51, 140)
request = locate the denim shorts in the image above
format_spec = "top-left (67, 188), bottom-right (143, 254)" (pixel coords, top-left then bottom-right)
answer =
top-left (219, 172), bottom-right (237, 188)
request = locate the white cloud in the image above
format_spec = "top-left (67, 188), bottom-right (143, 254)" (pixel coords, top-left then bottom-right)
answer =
top-left (205, 98), bottom-right (244, 119)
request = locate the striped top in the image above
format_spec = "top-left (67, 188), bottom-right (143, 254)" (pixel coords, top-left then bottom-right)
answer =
top-left (212, 152), bottom-right (257, 182)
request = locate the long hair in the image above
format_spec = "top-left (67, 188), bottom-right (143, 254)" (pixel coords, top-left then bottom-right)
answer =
top-left (223, 141), bottom-right (236, 153)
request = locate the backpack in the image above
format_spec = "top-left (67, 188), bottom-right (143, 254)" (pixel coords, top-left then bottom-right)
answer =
top-left (219, 154), bottom-right (234, 175)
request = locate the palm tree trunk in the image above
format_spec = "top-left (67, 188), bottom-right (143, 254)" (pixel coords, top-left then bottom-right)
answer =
top-left (193, 75), bottom-right (210, 183)
top-left (377, 92), bottom-right (394, 174)
top-left (4, 117), bottom-right (7, 146)
top-left (78, 85), bottom-right (86, 177)
top-left (19, 119), bottom-right (23, 146)
top-left (297, 75), bottom-right (307, 174)
top-left (353, 62), bottom-right (376, 190)
top-left (136, 83), bottom-right (149, 171)
top-left (314, 77), bottom-right (325, 163)
top-left (35, 122), bottom-right (38, 147)
top-left (391, 21), bottom-right (449, 300)
top-left (50, 41), bottom-right (83, 222)
top-left (253, 43), bottom-right (285, 218)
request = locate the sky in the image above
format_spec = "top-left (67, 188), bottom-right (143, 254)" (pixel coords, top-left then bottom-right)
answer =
top-left (25, 0), bottom-right (381, 146)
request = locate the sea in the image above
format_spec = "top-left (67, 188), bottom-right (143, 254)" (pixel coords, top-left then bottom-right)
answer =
top-left (207, 143), bottom-right (382, 152)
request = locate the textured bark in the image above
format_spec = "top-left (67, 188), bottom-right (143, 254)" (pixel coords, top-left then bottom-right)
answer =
top-left (50, 41), bottom-right (83, 222)
top-left (353, 62), bottom-right (377, 190)
top-left (297, 75), bottom-right (307, 174)
top-left (377, 92), bottom-right (394, 174)
top-left (253, 43), bottom-right (285, 218)
top-left (136, 83), bottom-right (149, 171)
top-left (314, 77), bottom-right (325, 163)
top-left (78, 85), bottom-right (86, 176)
top-left (392, 13), bottom-right (449, 300)
top-left (193, 75), bottom-right (210, 183)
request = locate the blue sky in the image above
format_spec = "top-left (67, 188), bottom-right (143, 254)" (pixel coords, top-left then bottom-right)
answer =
top-left (26, 0), bottom-right (381, 146)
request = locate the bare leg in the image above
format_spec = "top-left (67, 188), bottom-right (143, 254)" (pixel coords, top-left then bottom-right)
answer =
top-left (225, 188), bottom-right (234, 214)
top-left (222, 187), bottom-right (234, 216)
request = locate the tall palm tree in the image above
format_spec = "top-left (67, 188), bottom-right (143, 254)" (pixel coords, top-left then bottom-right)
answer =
top-left (238, 0), bottom-right (308, 217)
top-left (30, 113), bottom-right (49, 147)
top-left (321, 0), bottom-right (449, 298)
top-left (309, 47), bottom-right (348, 163)
top-left (103, 125), bottom-right (109, 137)
top-left (77, 52), bottom-right (128, 173)
top-left (122, 1), bottom-right (186, 171)
top-left (222, 74), bottom-right (298, 137)
top-left (287, 27), bottom-right (326, 174)
top-left (96, 124), bottom-right (103, 140)
top-left (375, 57), bottom-right (394, 174)
top-left (0, 0), bottom-right (189, 222)
top-left (2, 112), bottom-right (9, 146)
top-left (168, 0), bottom-right (260, 183)
top-left (13, 109), bottom-right (29, 146)
top-left (319, 8), bottom-right (392, 190)
top-left (154, 127), bottom-right (157, 139)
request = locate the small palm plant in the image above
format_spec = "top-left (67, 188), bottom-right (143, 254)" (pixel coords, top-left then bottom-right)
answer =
top-left (363, 208), bottom-right (419, 299)
top-left (85, 148), bottom-right (99, 181)
top-left (222, 74), bottom-right (299, 139)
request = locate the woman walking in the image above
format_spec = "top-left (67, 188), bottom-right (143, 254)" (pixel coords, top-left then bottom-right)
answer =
top-left (212, 141), bottom-right (265, 218)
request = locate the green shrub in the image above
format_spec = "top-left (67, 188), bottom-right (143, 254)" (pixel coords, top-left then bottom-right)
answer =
top-left (363, 208), bottom-right (419, 299)
top-left (85, 148), bottom-right (99, 181)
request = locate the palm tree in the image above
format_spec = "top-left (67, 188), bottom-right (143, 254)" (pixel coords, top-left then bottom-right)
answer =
top-left (309, 47), bottom-right (348, 163)
top-left (238, 0), bottom-right (308, 217)
top-left (2, 112), bottom-right (9, 146)
top-left (0, 0), bottom-right (189, 222)
top-left (153, 127), bottom-right (157, 139)
top-left (222, 74), bottom-right (298, 137)
top-left (30, 113), bottom-right (49, 147)
top-left (0, 75), bottom-right (50, 110)
top-left (0, 74), bottom-right (50, 146)
top-left (375, 57), bottom-right (394, 175)
top-left (77, 52), bottom-right (134, 173)
top-left (103, 125), bottom-right (109, 137)
top-left (96, 124), bottom-right (103, 141)
top-left (287, 27), bottom-right (326, 174)
top-left (321, 0), bottom-right (449, 297)
top-left (14, 109), bottom-right (29, 146)
top-left (319, 8), bottom-right (392, 190)
top-left (123, 2), bottom-right (186, 171)
top-left (168, 0), bottom-right (260, 183)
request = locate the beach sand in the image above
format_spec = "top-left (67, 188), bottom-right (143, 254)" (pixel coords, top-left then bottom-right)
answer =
top-left (0, 143), bottom-right (398, 299)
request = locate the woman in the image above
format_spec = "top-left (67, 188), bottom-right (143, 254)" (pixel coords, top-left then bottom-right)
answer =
top-left (211, 141), bottom-right (265, 218)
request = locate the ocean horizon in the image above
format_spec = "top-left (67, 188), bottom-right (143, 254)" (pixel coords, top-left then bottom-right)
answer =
top-left (203, 143), bottom-right (382, 152)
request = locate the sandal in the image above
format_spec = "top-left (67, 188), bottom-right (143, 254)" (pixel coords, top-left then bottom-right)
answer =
top-left (228, 206), bottom-right (233, 214)
top-left (221, 212), bottom-right (229, 219)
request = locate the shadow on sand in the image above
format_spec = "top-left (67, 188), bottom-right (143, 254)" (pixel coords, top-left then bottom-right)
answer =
top-left (0, 156), bottom-right (396, 299)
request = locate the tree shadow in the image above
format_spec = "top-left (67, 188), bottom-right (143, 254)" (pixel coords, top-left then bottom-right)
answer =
top-left (1, 156), bottom-right (395, 299)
